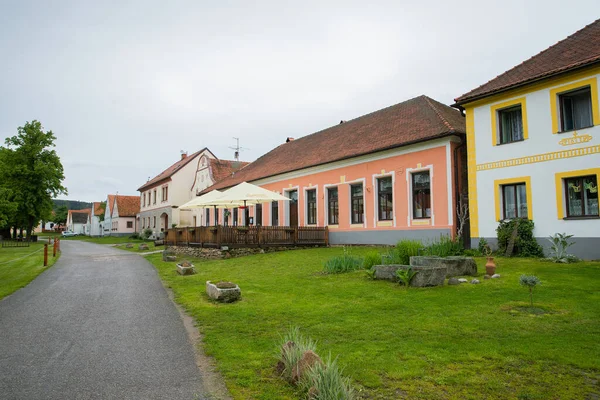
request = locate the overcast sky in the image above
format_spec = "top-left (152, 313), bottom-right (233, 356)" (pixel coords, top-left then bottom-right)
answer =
top-left (0, 1), bottom-right (597, 202)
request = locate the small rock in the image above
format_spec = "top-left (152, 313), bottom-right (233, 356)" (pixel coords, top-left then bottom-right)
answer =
top-left (484, 275), bottom-right (491, 279)
top-left (292, 350), bottom-right (323, 384)
top-left (458, 278), bottom-right (468, 283)
top-left (139, 244), bottom-right (149, 251)
top-left (125, 243), bottom-right (133, 248)
top-left (492, 274), bottom-right (501, 279)
top-left (447, 277), bottom-right (460, 285)
top-left (471, 279), bottom-right (480, 284)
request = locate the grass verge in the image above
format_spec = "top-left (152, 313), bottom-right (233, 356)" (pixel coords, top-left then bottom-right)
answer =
top-left (0, 242), bottom-right (60, 300)
top-left (146, 247), bottom-right (600, 399)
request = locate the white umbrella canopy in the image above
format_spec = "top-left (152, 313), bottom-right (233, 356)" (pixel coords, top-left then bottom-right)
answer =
top-left (179, 190), bottom-right (232, 209)
top-left (212, 182), bottom-right (290, 206)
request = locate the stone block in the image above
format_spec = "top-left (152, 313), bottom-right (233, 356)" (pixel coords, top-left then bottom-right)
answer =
top-left (206, 281), bottom-right (241, 303)
top-left (410, 256), bottom-right (477, 277)
top-left (176, 263), bottom-right (196, 275)
top-left (372, 265), bottom-right (447, 287)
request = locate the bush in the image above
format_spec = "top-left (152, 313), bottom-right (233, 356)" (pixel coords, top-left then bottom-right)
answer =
top-left (383, 240), bottom-right (423, 265)
top-left (300, 354), bottom-right (356, 400)
top-left (519, 275), bottom-right (541, 307)
top-left (362, 251), bottom-right (382, 270)
top-left (142, 228), bottom-right (153, 239)
top-left (424, 235), bottom-right (463, 257)
top-left (396, 267), bottom-right (417, 288)
top-left (477, 237), bottom-right (489, 254)
top-left (496, 219), bottom-right (544, 257)
top-left (129, 232), bottom-right (140, 239)
top-left (546, 233), bottom-right (580, 263)
top-left (323, 248), bottom-right (363, 274)
top-left (463, 249), bottom-right (482, 257)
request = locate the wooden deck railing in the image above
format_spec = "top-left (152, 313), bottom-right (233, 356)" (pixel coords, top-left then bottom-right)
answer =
top-left (164, 226), bottom-right (328, 248)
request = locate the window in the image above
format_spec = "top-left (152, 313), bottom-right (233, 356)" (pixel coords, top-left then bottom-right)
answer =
top-left (153, 190), bottom-right (157, 204)
top-left (142, 219), bottom-right (145, 228)
top-left (327, 187), bottom-right (338, 225)
top-left (272, 201), bottom-right (279, 226)
top-left (350, 184), bottom-right (364, 224)
top-left (498, 105), bottom-right (524, 144)
top-left (153, 216), bottom-right (156, 228)
top-left (143, 193), bottom-right (146, 207)
top-left (412, 172), bottom-right (431, 219)
top-left (163, 186), bottom-right (168, 201)
top-left (565, 175), bottom-right (598, 217)
top-left (127, 221), bottom-right (133, 229)
top-left (560, 87), bottom-right (593, 131)
top-left (205, 209), bottom-right (210, 226)
top-left (255, 204), bottom-right (262, 226)
top-left (193, 216), bottom-right (197, 227)
top-left (377, 177), bottom-right (393, 220)
top-left (306, 189), bottom-right (317, 225)
top-left (502, 183), bottom-right (528, 219)
top-left (233, 208), bottom-right (238, 226)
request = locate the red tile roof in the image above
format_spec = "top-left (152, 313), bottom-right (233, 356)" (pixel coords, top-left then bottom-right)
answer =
top-left (137, 149), bottom-right (213, 192)
top-left (455, 19), bottom-right (600, 105)
top-left (210, 159), bottom-right (250, 182)
top-left (206, 95), bottom-right (464, 191)
top-left (114, 195), bottom-right (140, 217)
top-left (93, 202), bottom-right (105, 216)
top-left (107, 195), bottom-right (115, 214)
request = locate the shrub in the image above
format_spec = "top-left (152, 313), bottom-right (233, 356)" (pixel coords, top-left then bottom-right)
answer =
top-left (142, 228), bottom-right (153, 239)
top-left (129, 232), bottom-right (140, 239)
top-left (323, 247), bottom-right (363, 274)
top-left (362, 251), bottom-right (382, 270)
top-left (396, 267), bottom-right (417, 288)
top-left (519, 275), bottom-right (541, 307)
top-left (278, 327), bottom-right (317, 383)
top-left (383, 240), bottom-right (423, 265)
top-left (496, 219), bottom-right (544, 257)
top-left (547, 233), bottom-right (580, 263)
top-left (463, 249), bottom-right (482, 257)
top-left (300, 354), bottom-right (356, 400)
top-left (424, 235), bottom-right (463, 257)
top-left (365, 268), bottom-right (376, 280)
top-left (477, 237), bottom-right (489, 254)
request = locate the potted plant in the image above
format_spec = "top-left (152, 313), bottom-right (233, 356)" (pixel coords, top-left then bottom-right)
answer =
top-left (176, 259), bottom-right (196, 275)
top-left (483, 243), bottom-right (496, 276)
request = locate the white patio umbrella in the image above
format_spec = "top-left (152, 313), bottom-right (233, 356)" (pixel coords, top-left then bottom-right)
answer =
top-left (202, 182), bottom-right (290, 226)
top-left (178, 190), bottom-right (224, 210)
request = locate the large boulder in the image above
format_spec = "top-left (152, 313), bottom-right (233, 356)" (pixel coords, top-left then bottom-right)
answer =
top-left (410, 256), bottom-right (477, 277)
top-left (372, 265), bottom-right (410, 281)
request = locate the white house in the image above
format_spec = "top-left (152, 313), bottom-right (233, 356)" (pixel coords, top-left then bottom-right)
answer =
top-left (89, 202), bottom-right (105, 237)
top-left (103, 194), bottom-right (140, 236)
top-left (66, 209), bottom-right (91, 235)
top-left (137, 149), bottom-right (248, 237)
top-left (454, 19), bottom-right (600, 259)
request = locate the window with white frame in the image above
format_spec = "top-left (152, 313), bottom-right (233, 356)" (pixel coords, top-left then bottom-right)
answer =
top-left (255, 204), bottom-right (262, 226)
top-left (271, 201), bottom-right (279, 226)
top-left (327, 187), bottom-right (338, 225)
top-left (377, 177), bottom-right (393, 220)
top-left (306, 189), bottom-right (317, 225)
top-left (350, 184), bottom-right (364, 224)
top-left (412, 171), bottom-right (431, 219)
top-left (498, 105), bottom-right (524, 144)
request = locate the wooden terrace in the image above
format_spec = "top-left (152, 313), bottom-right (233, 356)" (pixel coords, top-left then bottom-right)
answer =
top-left (164, 226), bottom-right (328, 248)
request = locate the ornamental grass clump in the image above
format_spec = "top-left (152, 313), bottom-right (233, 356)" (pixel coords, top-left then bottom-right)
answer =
top-left (323, 247), bottom-right (362, 274)
top-left (362, 251), bottom-right (382, 270)
top-left (300, 354), bottom-right (356, 400)
top-left (519, 275), bottom-right (541, 307)
top-left (424, 235), bottom-right (463, 257)
top-left (278, 327), bottom-right (317, 383)
top-left (384, 239), bottom-right (423, 265)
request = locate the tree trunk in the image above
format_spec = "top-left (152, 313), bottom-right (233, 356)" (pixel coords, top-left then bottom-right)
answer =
top-left (27, 216), bottom-right (34, 238)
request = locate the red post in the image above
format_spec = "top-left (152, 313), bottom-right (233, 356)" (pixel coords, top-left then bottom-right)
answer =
top-left (57, 238), bottom-right (60, 252)
top-left (44, 244), bottom-right (48, 266)
top-left (48, 237), bottom-right (51, 244)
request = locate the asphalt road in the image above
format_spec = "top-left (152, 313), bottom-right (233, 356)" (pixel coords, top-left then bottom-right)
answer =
top-left (0, 240), bottom-right (208, 399)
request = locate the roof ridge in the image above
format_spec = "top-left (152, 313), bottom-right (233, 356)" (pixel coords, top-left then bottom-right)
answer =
top-left (455, 18), bottom-right (600, 103)
top-left (423, 96), bottom-right (455, 132)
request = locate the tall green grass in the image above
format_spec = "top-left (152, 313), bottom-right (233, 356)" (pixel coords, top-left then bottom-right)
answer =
top-left (323, 247), bottom-right (363, 274)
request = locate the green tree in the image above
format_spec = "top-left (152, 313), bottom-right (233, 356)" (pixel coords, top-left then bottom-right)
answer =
top-left (53, 205), bottom-right (68, 226)
top-left (0, 120), bottom-right (67, 236)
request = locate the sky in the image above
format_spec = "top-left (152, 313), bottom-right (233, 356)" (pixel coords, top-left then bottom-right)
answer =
top-left (0, 0), bottom-right (597, 202)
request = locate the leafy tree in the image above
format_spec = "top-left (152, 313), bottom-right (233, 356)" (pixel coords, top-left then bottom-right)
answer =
top-left (53, 205), bottom-right (68, 226)
top-left (0, 120), bottom-right (67, 236)
top-left (0, 187), bottom-right (17, 230)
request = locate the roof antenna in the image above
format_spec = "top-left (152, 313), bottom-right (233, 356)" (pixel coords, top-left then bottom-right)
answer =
top-left (229, 137), bottom-right (247, 162)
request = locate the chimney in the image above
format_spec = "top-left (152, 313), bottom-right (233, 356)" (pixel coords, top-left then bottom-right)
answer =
top-left (286, 137), bottom-right (294, 143)
top-left (339, 120), bottom-right (346, 124)
top-left (181, 152), bottom-right (188, 160)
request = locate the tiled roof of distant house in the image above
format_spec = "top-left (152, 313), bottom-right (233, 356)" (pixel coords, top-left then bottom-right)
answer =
top-left (210, 159), bottom-right (250, 182)
top-left (93, 202), bottom-right (105, 216)
top-left (114, 195), bottom-right (140, 217)
top-left (69, 209), bottom-right (91, 224)
top-left (206, 95), bottom-right (465, 191)
top-left (455, 18), bottom-right (600, 105)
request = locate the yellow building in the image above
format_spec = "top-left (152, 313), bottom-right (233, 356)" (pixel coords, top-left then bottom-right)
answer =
top-left (454, 19), bottom-right (600, 259)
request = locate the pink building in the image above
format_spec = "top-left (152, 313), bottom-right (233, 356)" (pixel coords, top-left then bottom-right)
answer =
top-left (204, 95), bottom-right (468, 245)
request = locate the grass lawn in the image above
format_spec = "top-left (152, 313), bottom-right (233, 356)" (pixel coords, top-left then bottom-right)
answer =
top-left (0, 242), bottom-right (60, 300)
top-left (147, 247), bottom-right (600, 399)
top-left (114, 242), bottom-right (160, 253)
